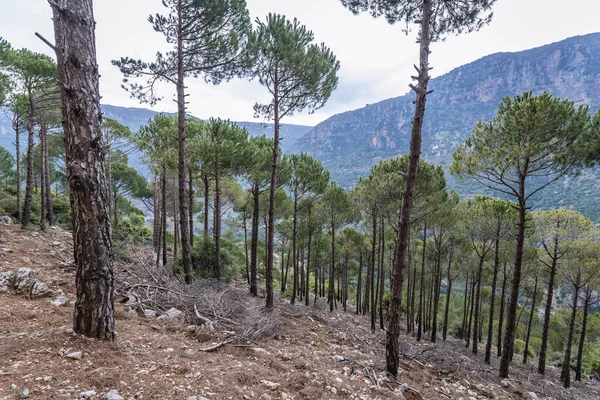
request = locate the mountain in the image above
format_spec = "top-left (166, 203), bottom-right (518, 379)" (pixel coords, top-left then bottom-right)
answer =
top-left (296, 32), bottom-right (600, 221)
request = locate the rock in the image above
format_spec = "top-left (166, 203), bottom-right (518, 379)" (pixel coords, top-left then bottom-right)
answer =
top-left (51, 296), bottom-right (70, 307)
top-left (500, 379), bottom-right (510, 389)
top-left (260, 380), bottom-right (280, 390)
top-left (10, 383), bottom-right (17, 390)
top-left (20, 388), bottom-right (30, 399)
top-left (305, 371), bottom-right (311, 378)
top-left (187, 397), bottom-right (197, 400)
top-left (43, 376), bottom-right (52, 382)
top-left (66, 351), bottom-right (82, 360)
top-left (259, 394), bottom-right (272, 400)
top-left (0, 215), bottom-right (13, 224)
top-left (330, 387), bottom-right (337, 395)
top-left (49, 241), bottom-right (62, 247)
top-left (333, 355), bottom-right (346, 362)
top-left (80, 390), bottom-right (96, 398)
top-left (5, 268), bottom-right (54, 298)
top-left (335, 377), bottom-right (343, 384)
top-left (66, 328), bottom-right (74, 334)
top-left (158, 307), bottom-right (184, 320)
top-left (1, 247), bottom-right (13, 252)
top-left (106, 389), bottom-right (124, 400)
top-left (528, 392), bottom-right (539, 399)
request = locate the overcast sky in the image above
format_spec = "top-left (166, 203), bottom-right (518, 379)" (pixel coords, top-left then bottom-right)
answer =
top-left (1, 0), bottom-right (599, 126)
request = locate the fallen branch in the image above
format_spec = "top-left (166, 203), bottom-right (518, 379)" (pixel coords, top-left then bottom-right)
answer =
top-left (199, 340), bottom-right (233, 352)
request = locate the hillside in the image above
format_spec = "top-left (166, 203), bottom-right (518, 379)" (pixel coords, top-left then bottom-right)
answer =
top-left (296, 33), bottom-right (600, 221)
top-left (1, 225), bottom-right (598, 399)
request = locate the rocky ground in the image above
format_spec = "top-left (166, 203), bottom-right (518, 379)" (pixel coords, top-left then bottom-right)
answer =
top-left (0, 224), bottom-right (599, 400)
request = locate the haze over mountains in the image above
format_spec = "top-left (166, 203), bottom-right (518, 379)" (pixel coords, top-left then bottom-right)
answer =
top-left (1, 33), bottom-right (599, 220)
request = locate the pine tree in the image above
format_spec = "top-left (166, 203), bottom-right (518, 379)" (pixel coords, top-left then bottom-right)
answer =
top-left (340, 0), bottom-right (496, 376)
top-left (114, 0), bottom-right (252, 283)
top-left (250, 13), bottom-right (339, 309)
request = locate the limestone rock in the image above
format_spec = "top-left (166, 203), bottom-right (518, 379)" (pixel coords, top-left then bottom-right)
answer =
top-left (106, 389), bottom-right (124, 400)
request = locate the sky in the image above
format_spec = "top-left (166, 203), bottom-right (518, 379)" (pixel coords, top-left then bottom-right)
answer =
top-left (1, 0), bottom-right (599, 126)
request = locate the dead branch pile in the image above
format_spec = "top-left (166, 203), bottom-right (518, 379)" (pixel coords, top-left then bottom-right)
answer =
top-left (115, 244), bottom-right (280, 341)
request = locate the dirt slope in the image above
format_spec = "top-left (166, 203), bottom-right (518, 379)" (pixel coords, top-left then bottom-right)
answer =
top-left (0, 225), bottom-right (598, 400)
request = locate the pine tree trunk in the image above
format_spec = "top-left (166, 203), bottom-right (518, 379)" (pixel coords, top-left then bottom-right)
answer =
top-left (50, 0), bottom-right (115, 340)
top-left (357, 253), bottom-right (363, 314)
top-left (466, 272), bottom-right (476, 348)
top-left (473, 256), bottom-right (485, 354)
top-left (22, 94), bottom-right (35, 228)
top-left (498, 262), bottom-right (507, 357)
top-left (162, 165), bottom-right (167, 266)
top-left (250, 185), bottom-right (259, 296)
top-left (485, 231), bottom-right (501, 363)
top-left (500, 184), bottom-right (528, 378)
top-left (203, 174), bottom-right (210, 239)
top-left (431, 251), bottom-right (442, 342)
top-left (364, 254), bottom-right (371, 315)
top-left (370, 213), bottom-right (377, 331)
top-left (538, 238), bottom-right (559, 375)
top-left (406, 248), bottom-right (412, 333)
top-left (560, 280), bottom-right (580, 388)
top-left (523, 276), bottom-right (538, 365)
top-left (42, 122), bottom-right (54, 226)
top-left (175, 0), bottom-right (192, 284)
top-left (306, 208), bottom-right (312, 307)
top-left (379, 223), bottom-right (385, 329)
top-left (575, 286), bottom-right (591, 382)
top-left (188, 169), bottom-right (194, 247)
top-left (280, 237), bottom-right (286, 291)
top-left (113, 191), bottom-right (119, 234)
top-left (214, 169), bottom-right (222, 280)
top-left (290, 187), bottom-right (298, 305)
top-left (173, 196), bottom-right (178, 259)
top-left (15, 126), bottom-right (22, 223)
top-left (39, 124), bottom-right (47, 232)
top-left (328, 219), bottom-right (335, 312)
top-left (417, 222), bottom-right (427, 341)
top-left (386, 0), bottom-right (431, 376)
top-left (244, 209), bottom-right (250, 284)
top-left (443, 270), bottom-right (452, 341)
top-left (461, 273), bottom-right (469, 339)
top-left (410, 263), bottom-right (417, 332)
top-left (152, 174), bottom-right (161, 257)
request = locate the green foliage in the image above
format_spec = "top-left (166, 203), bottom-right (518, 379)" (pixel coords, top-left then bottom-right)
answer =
top-left (250, 13), bottom-right (340, 121)
top-left (339, 0), bottom-right (496, 42)
top-left (113, 0), bottom-right (252, 105)
top-left (0, 145), bottom-right (15, 183)
top-left (187, 236), bottom-right (245, 281)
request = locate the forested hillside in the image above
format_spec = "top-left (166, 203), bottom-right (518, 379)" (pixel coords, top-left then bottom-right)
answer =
top-left (1, 1), bottom-right (600, 399)
top-left (297, 33), bottom-right (600, 221)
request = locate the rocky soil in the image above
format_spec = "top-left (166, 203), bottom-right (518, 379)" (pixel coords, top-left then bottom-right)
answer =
top-left (0, 224), bottom-right (598, 399)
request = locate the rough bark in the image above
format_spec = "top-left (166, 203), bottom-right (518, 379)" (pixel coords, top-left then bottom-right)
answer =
top-left (442, 263), bottom-right (453, 341)
top-left (560, 280), bottom-right (579, 388)
top-left (473, 256), bottom-right (485, 354)
top-left (22, 94), bottom-right (35, 228)
top-left (386, 0), bottom-right (431, 376)
top-left (575, 286), bottom-right (592, 382)
top-left (485, 231), bottom-right (501, 363)
top-left (523, 276), bottom-right (538, 365)
top-left (176, 0), bottom-right (192, 284)
top-left (50, 0), bottom-right (115, 340)
top-left (500, 181), bottom-right (528, 378)
top-left (250, 185), bottom-right (259, 296)
top-left (265, 70), bottom-right (280, 310)
top-left (538, 237), bottom-right (560, 375)
top-left (498, 262), bottom-right (507, 357)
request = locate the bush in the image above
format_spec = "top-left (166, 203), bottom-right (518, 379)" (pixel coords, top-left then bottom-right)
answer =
top-left (182, 236), bottom-right (245, 281)
top-left (514, 339), bottom-right (535, 358)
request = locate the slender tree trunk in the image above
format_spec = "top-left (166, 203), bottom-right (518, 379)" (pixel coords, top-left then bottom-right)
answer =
top-left (498, 262), bottom-right (507, 357)
top-left (300, 242), bottom-right (305, 302)
top-left (406, 249), bottom-right (412, 333)
top-left (162, 165), bottom-right (167, 266)
top-left (364, 253), bottom-right (371, 315)
top-left (379, 221), bottom-right (385, 330)
top-left (523, 276), bottom-right (538, 365)
top-left (15, 127), bottom-right (22, 223)
top-left (214, 169), bottom-right (222, 280)
top-left (306, 207), bottom-right (312, 307)
top-left (50, 0), bottom-right (115, 340)
top-left (173, 196), bottom-right (178, 259)
top-left (22, 94), bottom-right (35, 228)
top-left (386, 0), bottom-right (432, 376)
top-left (285, 248), bottom-right (291, 293)
top-left (280, 237), bottom-right (286, 291)
top-left (39, 124), bottom-right (47, 232)
top-left (107, 145), bottom-right (112, 229)
top-left (244, 209), bottom-right (250, 284)
top-left (357, 253), bottom-right (363, 314)
top-left (250, 186), bottom-right (259, 295)
top-left (290, 189), bottom-right (298, 305)
top-left (417, 222), bottom-right (427, 341)
top-left (410, 263), bottom-right (417, 333)
top-left (188, 168), bottom-right (194, 247)
top-left (500, 177), bottom-right (529, 378)
top-left (153, 174), bottom-right (161, 260)
top-left (461, 273), bottom-right (469, 339)
top-left (538, 238), bottom-right (559, 375)
top-left (113, 190), bottom-right (119, 234)
top-left (328, 219), bottom-right (336, 312)
top-left (371, 213), bottom-right (377, 331)
top-left (560, 280), bottom-right (580, 388)
top-left (575, 286), bottom-right (592, 382)
top-left (175, 0), bottom-right (192, 283)
top-left (486, 231), bottom-right (501, 363)
top-left (203, 174), bottom-right (210, 238)
top-left (42, 123), bottom-right (54, 226)
top-left (466, 272), bottom-right (476, 348)
top-left (431, 250), bottom-right (442, 342)
top-left (443, 271), bottom-right (452, 341)
top-left (473, 256), bottom-right (485, 354)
